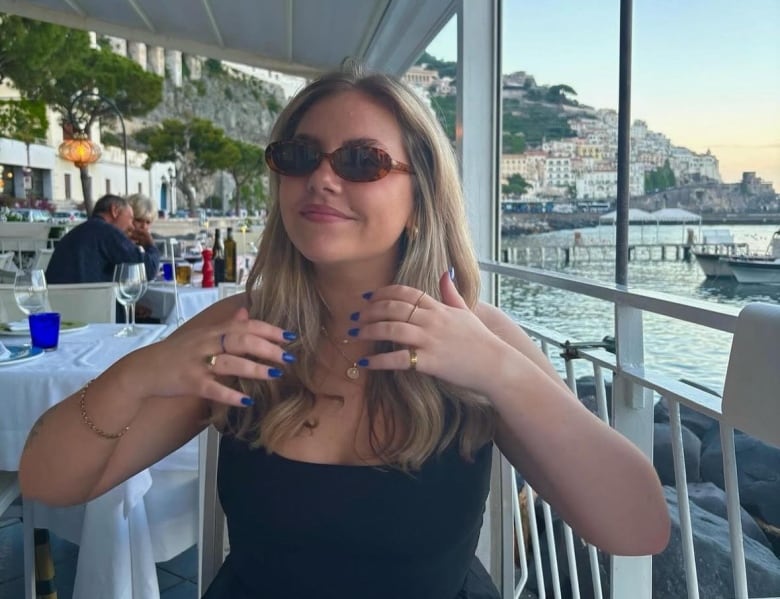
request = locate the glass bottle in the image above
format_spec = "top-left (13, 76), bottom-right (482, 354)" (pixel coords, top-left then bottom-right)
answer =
top-left (212, 228), bottom-right (225, 285)
top-left (224, 227), bottom-right (237, 282)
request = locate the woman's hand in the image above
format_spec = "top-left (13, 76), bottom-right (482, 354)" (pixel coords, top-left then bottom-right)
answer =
top-left (349, 272), bottom-right (511, 395)
top-left (137, 306), bottom-right (295, 406)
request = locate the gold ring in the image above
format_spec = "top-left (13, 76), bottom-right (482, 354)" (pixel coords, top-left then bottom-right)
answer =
top-left (409, 348), bottom-right (418, 371)
top-left (206, 354), bottom-right (217, 368)
top-left (406, 291), bottom-right (426, 323)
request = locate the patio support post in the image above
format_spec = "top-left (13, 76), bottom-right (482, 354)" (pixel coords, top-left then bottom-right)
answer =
top-left (615, 0), bottom-right (632, 286)
top-left (456, 0), bottom-right (508, 595)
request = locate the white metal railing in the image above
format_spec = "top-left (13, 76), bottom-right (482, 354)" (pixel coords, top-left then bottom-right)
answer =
top-left (478, 259), bottom-right (769, 599)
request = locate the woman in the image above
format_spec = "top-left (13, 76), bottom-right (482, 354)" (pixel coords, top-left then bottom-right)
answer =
top-left (20, 64), bottom-right (669, 598)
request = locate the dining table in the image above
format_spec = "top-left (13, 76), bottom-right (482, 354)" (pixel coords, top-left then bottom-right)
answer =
top-left (142, 281), bottom-right (220, 325)
top-left (0, 323), bottom-right (199, 599)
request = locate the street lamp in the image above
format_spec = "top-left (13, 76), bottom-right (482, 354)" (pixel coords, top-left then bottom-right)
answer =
top-left (57, 91), bottom-right (128, 196)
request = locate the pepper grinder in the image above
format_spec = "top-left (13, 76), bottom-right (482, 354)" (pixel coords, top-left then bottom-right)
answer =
top-left (201, 248), bottom-right (215, 288)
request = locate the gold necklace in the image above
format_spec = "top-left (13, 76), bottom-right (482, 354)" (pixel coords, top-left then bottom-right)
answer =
top-left (321, 326), bottom-right (361, 380)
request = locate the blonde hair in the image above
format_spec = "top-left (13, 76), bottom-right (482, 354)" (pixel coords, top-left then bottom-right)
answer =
top-left (126, 193), bottom-right (156, 223)
top-left (215, 63), bottom-right (495, 470)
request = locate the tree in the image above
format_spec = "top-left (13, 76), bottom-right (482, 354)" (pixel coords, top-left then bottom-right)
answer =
top-left (545, 84), bottom-right (578, 105)
top-left (223, 140), bottom-right (265, 214)
top-left (0, 98), bottom-right (48, 206)
top-left (502, 174), bottom-right (532, 198)
top-left (135, 118), bottom-right (235, 211)
top-left (644, 160), bottom-right (677, 194)
top-left (0, 16), bottom-right (91, 97)
top-left (1, 19), bottom-right (163, 212)
top-left (502, 133), bottom-right (526, 154)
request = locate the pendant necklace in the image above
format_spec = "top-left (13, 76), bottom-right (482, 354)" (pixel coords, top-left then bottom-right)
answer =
top-left (321, 326), bottom-right (361, 380)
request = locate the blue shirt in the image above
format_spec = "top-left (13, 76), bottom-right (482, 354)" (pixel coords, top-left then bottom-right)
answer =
top-left (46, 216), bottom-right (160, 284)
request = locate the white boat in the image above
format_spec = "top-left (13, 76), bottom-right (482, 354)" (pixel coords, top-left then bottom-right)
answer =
top-left (692, 229), bottom-right (741, 278)
top-left (724, 230), bottom-right (780, 284)
top-left (693, 250), bottom-right (735, 278)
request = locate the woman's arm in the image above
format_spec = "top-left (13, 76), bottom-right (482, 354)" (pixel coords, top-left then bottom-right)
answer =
top-left (475, 302), bottom-right (670, 556)
top-left (19, 293), bottom-right (291, 506)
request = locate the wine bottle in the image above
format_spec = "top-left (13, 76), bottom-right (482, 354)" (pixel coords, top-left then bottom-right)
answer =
top-left (224, 227), bottom-right (237, 282)
top-left (212, 228), bottom-right (225, 284)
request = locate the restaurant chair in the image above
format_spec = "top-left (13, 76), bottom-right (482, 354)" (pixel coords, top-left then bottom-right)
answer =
top-left (0, 471), bottom-right (35, 599)
top-left (0, 251), bottom-right (16, 271)
top-left (31, 248), bottom-right (54, 271)
top-left (0, 282), bottom-right (118, 323)
top-left (198, 425), bottom-right (228, 596)
top-left (716, 302), bottom-right (780, 599)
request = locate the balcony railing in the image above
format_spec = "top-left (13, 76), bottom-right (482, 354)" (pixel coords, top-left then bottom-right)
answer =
top-left (480, 260), bottom-right (778, 599)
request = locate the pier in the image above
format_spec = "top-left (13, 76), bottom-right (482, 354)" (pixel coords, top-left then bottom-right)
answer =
top-left (501, 241), bottom-right (750, 265)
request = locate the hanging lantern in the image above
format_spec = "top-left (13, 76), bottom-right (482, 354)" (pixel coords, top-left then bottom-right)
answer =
top-left (58, 133), bottom-right (102, 168)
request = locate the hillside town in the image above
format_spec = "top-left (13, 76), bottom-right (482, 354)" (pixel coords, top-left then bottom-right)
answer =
top-left (402, 64), bottom-right (778, 215)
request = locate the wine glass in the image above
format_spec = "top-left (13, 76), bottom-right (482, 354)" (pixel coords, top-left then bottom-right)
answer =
top-left (130, 266), bottom-right (149, 330)
top-left (113, 263), bottom-right (146, 337)
top-left (13, 269), bottom-right (49, 317)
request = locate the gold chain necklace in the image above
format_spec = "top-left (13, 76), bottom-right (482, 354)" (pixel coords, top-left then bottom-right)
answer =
top-left (321, 326), bottom-right (361, 380)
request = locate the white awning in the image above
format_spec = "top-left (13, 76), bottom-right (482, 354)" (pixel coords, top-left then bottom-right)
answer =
top-left (598, 208), bottom-right (656, 224)
top-left (0, 0), bottom-right (456, 77)
top-left (651, 208), bottom-right (701, 223)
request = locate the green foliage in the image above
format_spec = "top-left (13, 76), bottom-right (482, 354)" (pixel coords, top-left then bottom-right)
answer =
top-left (502, 133), bottom-right (526, 154)
top-left (503, 99), bottom-right (576, 145)
top-left (644, 160), bottom-right (677, 193)
top-left (224, 139), bottom-right (265, 213)
top-left (0, 16), bottom-right (91, 98)
top-left (0, 98), bottom-right (48, 145)
top-left (545, 84), bottom-right (578, 105)
top-left (415, 51), bottom-right (457, 80)
top-left (502, 174), bottom-right (532, 198)
top-left (205, 58), bottom-right (223, 76)
top-left (430, 94), bottom-right (456, 140)
top-left (135, 118), bottom-right (236, 210)
top-left (224, 87), bottom-right (233, 101)
top-left (100, 129), bottom-right (122, 148)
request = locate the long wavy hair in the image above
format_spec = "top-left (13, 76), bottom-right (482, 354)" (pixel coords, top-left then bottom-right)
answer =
top-left (214, 62), bottom-right (495, 470)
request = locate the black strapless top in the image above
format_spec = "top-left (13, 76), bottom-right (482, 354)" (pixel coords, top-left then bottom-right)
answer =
top-left (204, 433), bottom-right (499, 599)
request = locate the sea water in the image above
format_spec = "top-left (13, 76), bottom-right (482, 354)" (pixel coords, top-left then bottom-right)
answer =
top-left (500, 224), bottom-right (780, 393)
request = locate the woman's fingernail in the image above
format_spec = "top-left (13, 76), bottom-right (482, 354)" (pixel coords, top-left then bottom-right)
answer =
top-left (283, 330), bottom-right (297, 341)
top-left (241, 396), bottom-right (255, 407)
top-left (449, 266), bottom-right (456, 281)
top-left (282, 352), bottom-right (296, 363)
top-left (361, 291), bottom-right (373, 300)
top-left (347, 328), bottom-right (360, 337)
top-left (268, 367), bottom-right (284, 378)
top-left (350, 311), bottom-right (360, 321)
top-left (357, 358), bottom-right (370, 367)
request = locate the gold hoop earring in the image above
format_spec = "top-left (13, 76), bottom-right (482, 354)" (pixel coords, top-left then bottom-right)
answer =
top-left (407, 225), bottom-right (419, 240)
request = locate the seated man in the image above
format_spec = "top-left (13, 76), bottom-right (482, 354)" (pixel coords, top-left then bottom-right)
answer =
top-left (46, 194), bottom-right (160, 285)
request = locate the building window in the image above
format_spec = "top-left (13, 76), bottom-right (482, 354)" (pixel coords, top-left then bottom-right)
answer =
top-left (64, 173), bottom-right (71, 199)
top-left (138, 182), bottom-right (143, 194)
top-left (106, 179), bottom-right (111, 194)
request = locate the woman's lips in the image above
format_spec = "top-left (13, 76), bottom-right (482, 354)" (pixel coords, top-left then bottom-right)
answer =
top-left (300, 204), bottom-right (351, 222)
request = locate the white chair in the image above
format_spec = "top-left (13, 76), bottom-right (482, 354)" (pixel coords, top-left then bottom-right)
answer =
top-left (217, 282), bottom-right (243, 299)
top-left (31, 248), bottom-right (54, 271)
top-left (198, 425), bottom-right (227, 595)
top-left (0, 472), bottom-right (35, 599)
top-left (0, 282), bottom-right (117, 323)
top-left (717, 302), bottom-right (780, 599)
top-left (0, 251), bottom-right (16, 271)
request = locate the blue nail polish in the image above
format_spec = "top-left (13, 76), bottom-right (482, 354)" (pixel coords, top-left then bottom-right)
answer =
top-left (449, 266), bottom-right (456, 281)
top-left (350, 311), bottom-right (360, 321)
top-left (241, 396), bottom-right (255, 407)
top-left (361, 291), bottom-right (373, 300)
top-left (357, 358), bottom-right (370, 367)
top-left (283, 331), bottom-right (297, 341)
top-left (268, 367), bottom-right (283, 378)
top-left (282, 352), bottom-right (296, 363)
top-left (347, 328), bottom-right (360, 337)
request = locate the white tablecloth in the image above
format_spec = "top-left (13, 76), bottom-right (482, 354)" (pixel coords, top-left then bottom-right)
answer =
top-left (0, 324), bottom-right (199, 599)
top-left (143, 282), bottom-right (219, 325)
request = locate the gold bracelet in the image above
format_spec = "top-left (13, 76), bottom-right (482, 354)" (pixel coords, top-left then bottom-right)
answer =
top-left (79, 379), bottom-right (131, 440)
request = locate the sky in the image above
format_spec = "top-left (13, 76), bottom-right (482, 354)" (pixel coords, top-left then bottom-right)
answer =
top-left (425, 0), bottom-right (780, 187)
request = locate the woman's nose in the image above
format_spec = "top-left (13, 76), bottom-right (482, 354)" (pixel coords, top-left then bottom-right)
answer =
top-left (307, 155), bottom-right (342, 192)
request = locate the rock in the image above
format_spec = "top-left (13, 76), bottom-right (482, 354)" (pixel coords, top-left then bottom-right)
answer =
top-left (653, 396), bottom-right (718, 439)
top-left (576, 376), bottom-right (612, 418)
top-left (655, 486), bottom-right (780, 598)
top-left (653, 422), bottom-right (701, 485)
top-left (700, 431), bottom-right (780, 529)
top-left (687, 482), bottom-right (770, 548)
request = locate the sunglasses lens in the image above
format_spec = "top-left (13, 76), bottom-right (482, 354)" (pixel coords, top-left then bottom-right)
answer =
top-left (267, 141), bottom-right (319, 176)
top-left (333, 146), bottom-right (391, 182)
